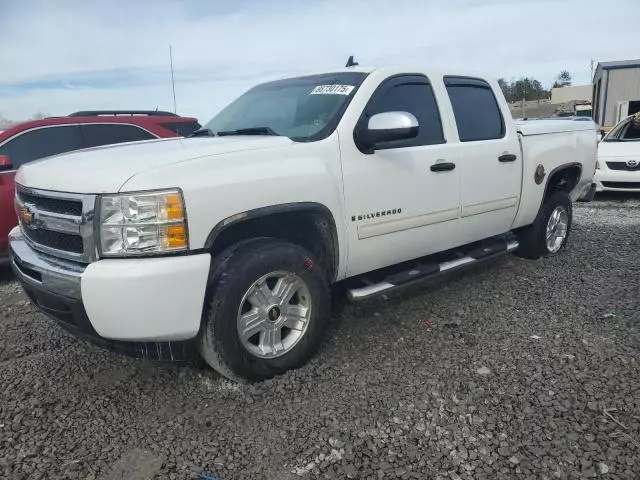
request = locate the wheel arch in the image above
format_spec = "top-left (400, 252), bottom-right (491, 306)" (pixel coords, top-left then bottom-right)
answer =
top-left (204, 202), bottom-right (340, 281)
top-left (542, 162), bottom-right (582, 202)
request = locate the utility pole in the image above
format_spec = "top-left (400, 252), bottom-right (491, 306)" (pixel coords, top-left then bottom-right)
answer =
top-left (169, 45), bottom-right (177, 114)
top-left (590, 59), bottom-right (595, 82)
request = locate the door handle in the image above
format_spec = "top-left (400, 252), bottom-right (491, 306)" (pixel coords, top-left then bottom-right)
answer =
top-left (498, 154), bottom-right (517, 162)
top-left (430, 161), bottom-right (456, 172)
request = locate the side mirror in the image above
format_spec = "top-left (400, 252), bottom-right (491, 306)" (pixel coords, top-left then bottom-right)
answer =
top-left (0, 155), bottom-right (12, 172)
top-left (358, 111), bottom-right (419, 152)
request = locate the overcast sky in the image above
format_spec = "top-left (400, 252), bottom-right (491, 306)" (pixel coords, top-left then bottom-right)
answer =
top-left (1, 0), bottom-right (638, 122)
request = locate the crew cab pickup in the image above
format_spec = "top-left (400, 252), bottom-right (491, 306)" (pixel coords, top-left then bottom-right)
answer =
top-left (9, 66), bottom-right (597, 381)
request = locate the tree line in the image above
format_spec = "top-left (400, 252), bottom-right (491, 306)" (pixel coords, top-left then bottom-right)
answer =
top-left (498, 70), bottom-right (572, 104)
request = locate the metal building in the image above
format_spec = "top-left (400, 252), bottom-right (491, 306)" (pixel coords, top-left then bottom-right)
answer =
top-left (592, 59), bottom-right (640, 127)
top-left (551, 84), bottom-right (593, 105)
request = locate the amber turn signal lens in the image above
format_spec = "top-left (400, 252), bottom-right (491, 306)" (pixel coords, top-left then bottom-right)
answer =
top-left (163, 224), bottom-right (187, 249)
top-left (163, 193), bottom-right (184, 221)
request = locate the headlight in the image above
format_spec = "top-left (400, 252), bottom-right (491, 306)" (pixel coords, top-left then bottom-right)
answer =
top-left (99, 189), bottom-right (188, 257)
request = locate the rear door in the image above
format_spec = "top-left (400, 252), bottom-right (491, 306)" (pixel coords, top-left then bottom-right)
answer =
top-left (443, 76), bottom-right (522, 244)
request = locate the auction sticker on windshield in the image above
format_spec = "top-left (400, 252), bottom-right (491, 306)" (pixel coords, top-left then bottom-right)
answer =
top-left (310, 85), bottom-right (355, 95)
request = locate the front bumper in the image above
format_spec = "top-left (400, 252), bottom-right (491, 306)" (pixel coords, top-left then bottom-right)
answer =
top-left (9, 226), bottom-right (211, 360)
top-left (594, 169), bottom-right (640, 192)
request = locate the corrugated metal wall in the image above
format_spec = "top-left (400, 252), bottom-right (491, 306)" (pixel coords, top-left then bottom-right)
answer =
top-left (604, 68), bottom-right (640, 126)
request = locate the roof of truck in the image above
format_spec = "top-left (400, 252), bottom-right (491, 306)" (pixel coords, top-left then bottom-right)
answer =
top-left (306, 65), bottom-right (495, 81)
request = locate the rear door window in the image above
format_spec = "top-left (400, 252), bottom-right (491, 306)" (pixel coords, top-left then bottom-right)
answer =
top-left (0, 125), bottom-right (83, 167)
top-left (160, 121), bottom-right (202, 137)
top-left (80, 124), bottom-right (156, 148)
top-left (444, 77), bottom-right (505, 142)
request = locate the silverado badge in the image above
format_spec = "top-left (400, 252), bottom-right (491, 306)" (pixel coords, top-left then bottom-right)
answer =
top-left (351, 209), bottom-right (402, 222)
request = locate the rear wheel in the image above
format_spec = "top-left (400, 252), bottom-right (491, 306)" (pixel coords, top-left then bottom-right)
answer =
top-left (198, 239), bottom-right (330, 381)
top-left (515, 191), bottom-right (572, 259)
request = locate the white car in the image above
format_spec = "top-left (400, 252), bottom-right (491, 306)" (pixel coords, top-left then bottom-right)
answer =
top-left (595, 114), bottom-right (640, 192)
top-left (10, 65), bottom-right (597, 381)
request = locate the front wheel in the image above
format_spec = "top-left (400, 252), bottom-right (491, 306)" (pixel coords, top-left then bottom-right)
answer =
top-left (515, 191), bottom-right (572, 259)
top-left (198, 239), bottom-right (330, 381)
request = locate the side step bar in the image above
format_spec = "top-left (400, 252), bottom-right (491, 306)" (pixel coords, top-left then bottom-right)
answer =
top-left (347, 240), bottom-right (519, 301)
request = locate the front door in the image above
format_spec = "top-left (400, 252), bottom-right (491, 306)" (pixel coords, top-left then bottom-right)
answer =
top-left (339, 74), bottom-right (461, 277)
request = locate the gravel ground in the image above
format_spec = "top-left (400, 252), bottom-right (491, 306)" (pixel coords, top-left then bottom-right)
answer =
top-left (1, 194), bottom-right (639, 480)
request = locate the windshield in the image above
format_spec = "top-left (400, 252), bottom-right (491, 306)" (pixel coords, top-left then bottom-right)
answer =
top-left (202, 72), bottom-right (367, 141)
top-left (603, 114), bottom-right (640, 142)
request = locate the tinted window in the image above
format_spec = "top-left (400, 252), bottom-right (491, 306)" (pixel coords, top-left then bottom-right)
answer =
top-left (365, 80), bottom-right (444, 148)
top-left (80, 124), bottom-right (155, 148)
top-left (445, 77), bottom-right (504, 142)
top-left (0, 125), bottom-right (82, 167)
top-left (604, 116), bottom-right (640, 142)
top-left (160, 121), bottom-right (202, 137)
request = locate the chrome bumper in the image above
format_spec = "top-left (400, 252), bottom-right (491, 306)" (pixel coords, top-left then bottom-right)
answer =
top-left (9, 225), bottom-right (196, 361)
top-left (9, 226), bottom-right (85, 299)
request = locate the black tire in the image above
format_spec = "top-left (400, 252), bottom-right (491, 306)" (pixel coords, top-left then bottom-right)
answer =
top-left (515, 191), bottom-right (573, 260)
top-left (198, 238), bottom-right (330, 382)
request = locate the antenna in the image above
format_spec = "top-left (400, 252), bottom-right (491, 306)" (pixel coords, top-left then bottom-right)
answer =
top-left (345, 55), bottom-right (358, 67)
top-left (169, 45), bottom-right (177, 114)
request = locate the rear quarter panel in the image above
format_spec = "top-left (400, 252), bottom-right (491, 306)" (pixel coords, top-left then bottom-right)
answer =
top-left (513, 128), bottom-right (597, 228)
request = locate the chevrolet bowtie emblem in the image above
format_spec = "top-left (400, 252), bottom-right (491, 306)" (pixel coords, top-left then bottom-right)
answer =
top-left (19, 205), bottom-right (35, 226)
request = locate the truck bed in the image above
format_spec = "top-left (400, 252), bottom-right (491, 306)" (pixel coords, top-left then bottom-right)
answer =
top-left (516, 118), bottom-right (598, 136)
top-left (512, 118), bottom-right (598, 229)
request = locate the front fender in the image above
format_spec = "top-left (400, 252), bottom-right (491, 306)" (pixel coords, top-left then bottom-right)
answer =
top-left (119, 137), bottom-right (348, 278)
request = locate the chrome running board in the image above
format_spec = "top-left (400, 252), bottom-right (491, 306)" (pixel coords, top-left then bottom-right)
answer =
top-left (347, 239), bottom-right (519, 301)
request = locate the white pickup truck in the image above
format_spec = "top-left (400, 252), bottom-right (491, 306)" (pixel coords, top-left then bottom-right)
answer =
top-left (10, 66), bottom-right (597, 381)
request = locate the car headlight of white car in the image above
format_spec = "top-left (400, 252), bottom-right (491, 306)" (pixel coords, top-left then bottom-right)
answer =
top-left (98, 189), bottom-right (188, 256)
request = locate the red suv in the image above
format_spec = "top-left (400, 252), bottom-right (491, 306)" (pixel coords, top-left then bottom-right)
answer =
top-left (0, 110), bottom-right (200, 265)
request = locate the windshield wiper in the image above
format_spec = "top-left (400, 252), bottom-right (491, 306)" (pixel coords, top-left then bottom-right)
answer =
top-left (216, 127), bottom-right (280, 137)
top-left (188, 128), bottom-right (216, 138)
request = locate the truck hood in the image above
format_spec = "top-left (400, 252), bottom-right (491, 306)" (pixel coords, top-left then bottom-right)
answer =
top-left (598, 141), bottom-right (640, 158)
top-left (16, 136), bottom-right (293, 193)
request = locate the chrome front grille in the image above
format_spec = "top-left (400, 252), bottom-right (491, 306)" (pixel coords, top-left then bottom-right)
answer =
top-left (15, 186), bottom-right (97, 263)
